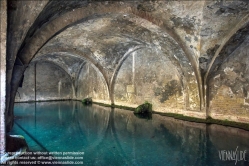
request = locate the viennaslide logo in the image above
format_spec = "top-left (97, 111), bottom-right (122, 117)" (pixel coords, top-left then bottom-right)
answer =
top-left (218, 146), bottom-right (247, 165)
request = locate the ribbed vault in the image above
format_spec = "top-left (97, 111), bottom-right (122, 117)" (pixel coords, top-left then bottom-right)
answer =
top-left (4, 0), bottom-right (249, 132)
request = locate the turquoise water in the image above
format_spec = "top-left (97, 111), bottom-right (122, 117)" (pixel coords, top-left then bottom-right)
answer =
top-left (10, 101), bottom-right (249, 166)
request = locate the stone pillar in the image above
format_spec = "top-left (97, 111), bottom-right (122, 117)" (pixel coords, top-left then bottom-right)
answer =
top-left (0, 0), bottom-right (7, 156)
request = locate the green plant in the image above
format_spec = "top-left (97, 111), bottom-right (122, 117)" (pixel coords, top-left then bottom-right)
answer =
top-left (134, 102), bottom-right (152, 114)
top-left (82, 97), bottom-right (92, 105)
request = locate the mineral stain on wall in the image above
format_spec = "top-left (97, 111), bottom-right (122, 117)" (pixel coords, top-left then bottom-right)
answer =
top-left (114, 48), bottom-right (194, 112)
top-left (208, 38), bottom-right (249, 123)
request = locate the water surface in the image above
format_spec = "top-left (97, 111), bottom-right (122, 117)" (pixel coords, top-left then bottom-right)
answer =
top-left (11, 101), bottom-right (249, 166)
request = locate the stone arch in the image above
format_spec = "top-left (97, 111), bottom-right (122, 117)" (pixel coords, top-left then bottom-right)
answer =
top-left (112, 47), bottom-right (192, 114)
top-left (35, 49), bottom-right (109, 88)
top-left (110, 45), bottom-right (145, 104)
top-left (15, 3), bottom-right (203, 108)
top-left (204, 14), bottom-right (249, 85)
top-left (33, 16), bottom-right (198, 111)
top-left (128, 11), bottom-right (203, 110)
top-left (16, 4), bottom-right (132, 64)
top-left (35, 33), bottom-right (191, 107)
top-left (110, 45), bottom-right (191, 111)
top-left (35, 30), bottom-right (192, 109)
top-left (16, 60), bottom-right (75, 102)
top-left (205, 37), bottom-right (249, 123)
top-left (33, 51), bottom-right (110, 102)
top-left (37, 60), bottom-right (75, 100)
top-left (6, 2), bottom-right (204, 131)
top-left (205, 18), bottom-right (249, 111)
top-left (32, 59), bottom-right (74, 83)
top-left (76, 62), bottom-right (110, 104)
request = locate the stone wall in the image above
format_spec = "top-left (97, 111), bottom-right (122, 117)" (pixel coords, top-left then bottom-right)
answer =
top-left (16, 47), bottom-right (202, 117)
top-left (114, 48), bottom-right (201, 116)
top-left (15, 63), bottom-right (35, 102)
top-left (36, 62), bottom-right (73, 101)
top-left (77, 63), bottom-right (110, 104)
top-left (15, 62), bottom-right (73, 102)
top-left (114, 48), bottom-right (183, 108)
top-left (208, 38), bottom-right (249, 123)
top-left (16, 60), bottom-right (110, 103)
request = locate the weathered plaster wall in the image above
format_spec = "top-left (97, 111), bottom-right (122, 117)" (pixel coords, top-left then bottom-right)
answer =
top-left (114, 47), bottom-right (202, 117)
top-left (15, 63), bottom-right (35, 102)
top-left (208, 38), bottom-right (249, 123)
top-left (36, 62), bottom-right (73, 101)
top-left (15, 62), bottom-right (73, 102)
top-left (199, 1), bottom-right (249, 72)
top-left (16, 60), bottom-right (110, 103)
top-left (77, 63), bottom-right (110, 104)
top-left (115, 48), bottom-right (183, 108)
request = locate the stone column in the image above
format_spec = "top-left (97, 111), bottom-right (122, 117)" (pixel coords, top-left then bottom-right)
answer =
top-left (0, 0), bottom-right (7, 156)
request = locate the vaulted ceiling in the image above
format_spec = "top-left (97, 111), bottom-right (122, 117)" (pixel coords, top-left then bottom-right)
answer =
top-left (5, 0), bottom-right (249, 130)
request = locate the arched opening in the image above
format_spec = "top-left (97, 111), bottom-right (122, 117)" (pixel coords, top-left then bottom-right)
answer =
top-left (15, 61), bottom-right (74, 102)
top-left (2, 1), bottom-right (249, 163)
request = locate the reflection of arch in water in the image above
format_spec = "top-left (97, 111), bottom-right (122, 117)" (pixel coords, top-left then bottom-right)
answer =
top-left (208, 124), bottom-right (249, 151)
top-left (74, 104), bottom-right (111, 151)
top-left (83, 108), bottom-right (130, 165)
top-left (113, 109), bottom-right (155, 163)
top-left (112, 111), bottom-right (208, 165)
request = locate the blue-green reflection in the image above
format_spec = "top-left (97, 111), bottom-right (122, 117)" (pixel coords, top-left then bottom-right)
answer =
top-left (11, 101), bottom-right (249, 166)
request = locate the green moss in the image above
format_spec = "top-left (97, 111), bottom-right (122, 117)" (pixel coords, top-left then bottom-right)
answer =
top-left (92, 101), bottom-right (249, 131)
top-left (92, 102), bottom-right (135, 111)
top-left (154, 112), bottom-right (249, 131)
top-left (82, 98), bottom-right (92, 105)
top-left (113, 104), bottom-right (135, 111)
top-left (133, 102), bottom-right (153, 119)
top-left (206, 117), bottom-right (249, 131)
top-left (92, 102), bottom-right (111, 107)
top-left (134, 101), bottom-right (152, 114)
top-left (154, 112), bottom-right (206, 123)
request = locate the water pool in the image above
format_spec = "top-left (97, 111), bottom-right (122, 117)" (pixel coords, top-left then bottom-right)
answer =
top-left (10, 101), bottom-right (249, 166)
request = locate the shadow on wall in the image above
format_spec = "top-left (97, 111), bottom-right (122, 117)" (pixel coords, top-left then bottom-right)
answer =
top-left (15, 62), bottom-right (73, 102)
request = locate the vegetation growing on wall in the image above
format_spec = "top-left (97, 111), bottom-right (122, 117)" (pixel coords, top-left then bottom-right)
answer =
top-left (82, 97), bottom-right (92, 105)
top-left (154, 112), bottom-right (249, 131)
top-left (134, 101), bottom-right (152, 114)
top-left (134, 101), bottom-right (153, 119)
top-left (92, 101), bottom-right (249, 131)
